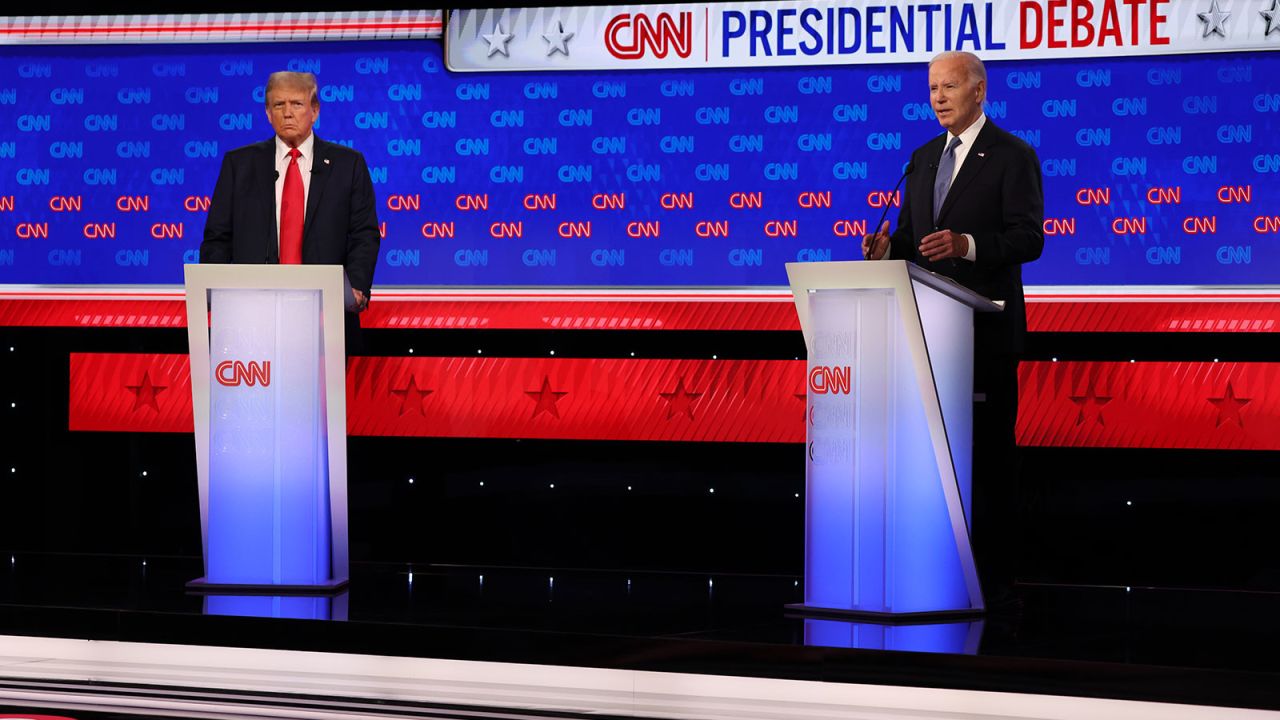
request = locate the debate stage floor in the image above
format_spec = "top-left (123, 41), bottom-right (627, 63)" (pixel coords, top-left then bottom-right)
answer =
top-left (1, 553), bottom-right (1279, 717)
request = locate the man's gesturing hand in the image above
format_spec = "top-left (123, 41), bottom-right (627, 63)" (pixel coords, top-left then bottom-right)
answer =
top-left (861, 221), bottom-right (890, 260)
top-left (918, 229), bottom-right (968, 261)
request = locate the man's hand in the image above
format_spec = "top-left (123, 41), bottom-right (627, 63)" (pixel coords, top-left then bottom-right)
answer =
top-left (918, 229), bottom-right (968, 261)
top-left (861, 221), bottom-right (890, 260)
top-left (351, 288), bottom-right (369, 313)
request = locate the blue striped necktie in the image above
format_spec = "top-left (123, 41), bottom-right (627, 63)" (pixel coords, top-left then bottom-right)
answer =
top-left (933, 136), bottom-right (963, 223)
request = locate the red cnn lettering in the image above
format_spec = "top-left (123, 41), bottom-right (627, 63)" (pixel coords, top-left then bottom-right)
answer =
top-left (626, 221), bottom-right (660, 238)
top-left (149, 222), bottom-right (183, 239)
top-left (0, 196), bottom-right (14, 212)
top-left (1075, 188), bottom-right (1111, 205)
top-left (866, 190), bottom-right (900, 209)
top-left (1043, 218), bottom-right (1077, 235)
top-left (604, 11), bottom-right (693, 60)
top-left (523, 193), bottom-right (557, 211)
top-left (1182, 216), bottom-right (1217, 234)
top-left (489, 221), bottom-right (523, 239)
top-left (808, 365), bottom-right (852, 395)
top-left (182, 195), bottom-right (210, 212)
top-left (378, 222), bottom-right (387, 239)
top-left (1111, 217), bottom-right (1147, 235)
top-left (1146, 186), bottom-right (1181, 204)
top-left (15, 222), bottom-right (48, 239)
top-left (82, 222), bottom-right (116, 239)
top-left (798, 191), bottom-right (832, 209)
top-left (1253, 216), bottom-right (1280, 234)
top-left (116, 195), bottom-right (150, 212)
top-left (1217, 185), bottom-right (1252, 204)
top-left (659, 192), bottom-right (695, 209)
top-left (386, 194), bottom-right (421, 211)
top-left (694, 220), bottom-right (729, 238)
top-left (591, 193), bottom-right (626, 210)
top-left (48, 195), bottom-right (82, 212)
top-left (420, 222), bottom-right (456, 239)
top-left (764, 220), bottom-right (798, 238)
top-left (215, 360), bottom-right (271, 388)
top-left (556, 221), bottom-right (592, 238)
top-left (728, 192), bottom-right (763, 209)
top-left (455, 193), bottom-right (489, 211)
top-left (832, 219), bottom-right (868, 237)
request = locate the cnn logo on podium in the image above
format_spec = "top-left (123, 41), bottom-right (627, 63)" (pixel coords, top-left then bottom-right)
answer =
top-left (808, 365), bottom-right (851, 395)
top-left (215, 360), bottom-right (271, 387)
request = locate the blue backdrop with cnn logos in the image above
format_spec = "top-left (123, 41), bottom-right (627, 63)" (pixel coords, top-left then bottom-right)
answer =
top-left (1, 41), bottom-right (1275, 286)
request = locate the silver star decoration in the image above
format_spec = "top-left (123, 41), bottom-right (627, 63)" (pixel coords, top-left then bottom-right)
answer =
top-left (1197, 0), bottom-right (1230, 38)
top-left (1262, 0), bottom-right (1280, 36)
top-left (542, 20), bottom-right (575, 56)
top-left (481, 24), bottom-right (514, 57)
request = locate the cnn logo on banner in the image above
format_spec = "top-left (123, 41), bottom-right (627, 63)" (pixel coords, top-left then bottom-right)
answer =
top-left (215, 360), bottom-right (271, 387)
top-left (808, 366), bottom-right (852, 395)
top-left (605, 12), bottom-right (693, 59)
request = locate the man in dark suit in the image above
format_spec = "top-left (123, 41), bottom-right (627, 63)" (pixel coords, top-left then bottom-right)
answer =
top-left (200, 71), bottom-right (380, 351)
top-left (863, 51), bottom-right (1044, 601)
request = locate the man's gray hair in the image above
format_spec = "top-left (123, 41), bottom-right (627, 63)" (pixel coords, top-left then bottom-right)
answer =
top-left (929, 51), bottom-right (987, 86)
top-left (264, 71), bottom-right (319, 107)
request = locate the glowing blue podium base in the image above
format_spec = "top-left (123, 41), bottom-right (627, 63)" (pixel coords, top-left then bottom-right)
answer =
top-left (184, 265), bottom-right (351, 596)
top-left (786, 261), bottom-right (1002, 619)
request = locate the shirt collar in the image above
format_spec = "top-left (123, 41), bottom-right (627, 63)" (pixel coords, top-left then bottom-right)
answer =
top-left (275, 133), bottom-right (315, 162)
top-left (949, 113), bottom-right (986, 149)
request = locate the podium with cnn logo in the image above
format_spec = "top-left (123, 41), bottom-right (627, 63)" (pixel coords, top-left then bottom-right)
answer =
top-left (183, 264), bottom-right (349, 593)
top-left (785, 260), bottom-right (1001, 620)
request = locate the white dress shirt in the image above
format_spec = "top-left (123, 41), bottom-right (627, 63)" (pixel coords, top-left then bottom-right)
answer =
top-left (273, 133), bottom-right (314, 252)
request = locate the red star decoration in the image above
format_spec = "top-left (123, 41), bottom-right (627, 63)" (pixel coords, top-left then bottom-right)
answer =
top-left (1069, 380), bottom-right (1112, 426)
top-left (526, 376), bottom-right (568, 419)
top-left (390, 375), bottom-right (433, 416)
top-left (659, 377), bottom-right (704, 420)
top-left (125, 370), bottom-right (167, 413)
top-left (1208, 381), bottom-right (1250, 428)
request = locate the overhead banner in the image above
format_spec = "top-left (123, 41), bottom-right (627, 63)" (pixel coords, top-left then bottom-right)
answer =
top-left (448, 0), bottom-right (1279, 71)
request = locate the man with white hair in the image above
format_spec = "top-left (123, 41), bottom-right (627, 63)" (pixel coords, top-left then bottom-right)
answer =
top-left (863, 51), bottom-right (1044, 604)
top-left (201, 71), bottom-right (380, 351)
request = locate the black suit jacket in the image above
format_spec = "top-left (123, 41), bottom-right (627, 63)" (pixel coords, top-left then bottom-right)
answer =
top-left (200, 136), bottom-right (380, 296)
top-left (889, 120), bottom-right (1044, 354)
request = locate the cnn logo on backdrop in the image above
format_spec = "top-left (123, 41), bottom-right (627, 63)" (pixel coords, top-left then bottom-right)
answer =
top-left (215, 360), bottom-right (271, 387)
top-left (604, 12), bottom-right (693, 59)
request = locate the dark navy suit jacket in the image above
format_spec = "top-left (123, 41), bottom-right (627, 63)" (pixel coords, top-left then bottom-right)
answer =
top-left (889, 120), bottom-right (1044, 353)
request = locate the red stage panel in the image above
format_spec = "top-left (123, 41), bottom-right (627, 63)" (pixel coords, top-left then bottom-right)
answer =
top-left (69, 353), bottom-right (807, 443)
top-left (348, 356), bottom-right (806, 442)
top-left (8, 289), bottom-right (1280, 333)
top-left (1027, 298), bottom-right (1280, 333)
top-left (68, 353), bottom-right (193, 433)
top-left (1017, 361), bottom-right (1280, 450)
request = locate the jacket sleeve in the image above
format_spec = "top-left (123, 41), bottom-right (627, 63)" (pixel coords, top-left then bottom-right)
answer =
top-left (343, 152), bottom-right (380, 294)
top-left (971, 141), bottom-right (1044, 268)
top-left (200, 154), bottom-right (236, 263)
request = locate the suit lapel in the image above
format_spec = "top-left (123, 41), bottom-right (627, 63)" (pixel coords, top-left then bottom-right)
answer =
top-left (936, 121), bottom-right (996, 225)
top-left (303, 138), bottom-right (331, 246)
top-left (256, 139), bottom-right (279, 263)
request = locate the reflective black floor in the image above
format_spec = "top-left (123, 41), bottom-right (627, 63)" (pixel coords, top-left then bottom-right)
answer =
top-left (2, 552), bottom-right (1280, 710)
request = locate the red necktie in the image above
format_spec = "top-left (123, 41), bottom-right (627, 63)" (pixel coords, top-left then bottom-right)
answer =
top-left (279, 147), bottom-right (304, 264)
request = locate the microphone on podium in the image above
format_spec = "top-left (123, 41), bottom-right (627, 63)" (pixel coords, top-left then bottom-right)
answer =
top-left (864, 161), bottom-right (915, 259)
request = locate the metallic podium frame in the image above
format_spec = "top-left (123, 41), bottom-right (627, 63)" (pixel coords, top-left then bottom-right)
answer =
top-left (184, 264), bottom-right (349, 594)
top-left (785, 260), bottom-right (1002, 619)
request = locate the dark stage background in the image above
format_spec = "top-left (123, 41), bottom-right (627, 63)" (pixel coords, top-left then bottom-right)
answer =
top-left (2, 323), bottom-right (1278, 591)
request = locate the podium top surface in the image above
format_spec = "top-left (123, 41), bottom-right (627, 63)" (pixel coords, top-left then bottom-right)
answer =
top-left (785, 260), bottom-right (1003, 313)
